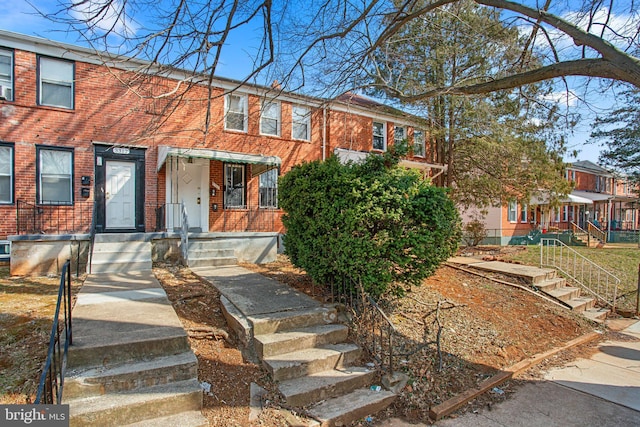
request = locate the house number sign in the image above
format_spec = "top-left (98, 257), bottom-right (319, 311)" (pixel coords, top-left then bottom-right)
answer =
top-left (113, 147), bottom-right (130, 155)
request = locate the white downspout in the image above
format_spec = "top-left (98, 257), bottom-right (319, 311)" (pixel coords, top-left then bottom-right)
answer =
top-left (322, 105), bottom-right (327, 161)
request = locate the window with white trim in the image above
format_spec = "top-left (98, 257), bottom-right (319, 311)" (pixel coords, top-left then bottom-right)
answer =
top-left (224, 164), bottom-right (245, 208)
top-left (520, 204), bottom-right (528, 223)
top-left (259, 168), bottom-right (278, 208)
top-left (292, 105), bottom-right (311, 141)
top-left (0, 48), bottom-right (13, 101)
top-left (260, 100), bottom-right (281, 136)
top-left (0, 143), bottom-right (13, 204)
top-left (38, 56), bottom-right (74, 109)
top-left (413, 130), bottom-right (425, 157)
top-left (507, 201), bottom-right (517, 222)
top-left (553, 208), bottom-right (560, 223)
top-left (394, 126), bottom-right (405, 145)
top-left (225, 94), bottom-right (248, 132)
top-left (562, 206), bottom-right (569, 222)
top-left (373, 121), bottom-right (386, 151)
top-left (37, 146), bottom-right (73, 205)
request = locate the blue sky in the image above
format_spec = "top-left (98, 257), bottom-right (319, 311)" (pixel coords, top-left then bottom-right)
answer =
top-left (2, 0), bottom-right (630, 165)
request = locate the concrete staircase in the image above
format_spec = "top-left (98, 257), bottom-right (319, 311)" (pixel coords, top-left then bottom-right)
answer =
top-left (250, 305), bottom-right (395, 426)
top-left (187, 238), bottom-right (237, 268)
top-left (64, 270), bottom-right (207, 426)
top-left (461, 260), bottom-right (610, 322)
top-left (89, 233), bottom-right (152, 273)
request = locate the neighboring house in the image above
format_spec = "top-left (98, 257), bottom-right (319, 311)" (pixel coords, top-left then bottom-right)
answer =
top-left (462, 160), bottom-right (640, 245)
top-left (0, 30), bottom-right (440, 274)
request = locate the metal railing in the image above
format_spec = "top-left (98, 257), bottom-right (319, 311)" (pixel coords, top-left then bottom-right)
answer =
top-left (35, 259), bottom-right (73, 404)
top-left (587, 221), bottom-right (606, 243)
top-left (87, 201), bottom-right (97, 274)
top-left (540, 238), bottom-right (620, 310)
top-left (221, 205), bottom-right (280, 232)
top-left (148, 202), bottom-right (184, 232)
top-left (17, 200), bottom-right (92, 235)
top-left (180, 202), bottom-right (189, 266)
top-left (330, 277), bottom-right (397, 375)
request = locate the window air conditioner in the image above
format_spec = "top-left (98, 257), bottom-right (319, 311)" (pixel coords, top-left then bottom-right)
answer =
top-left (0, 85), bottom-right (10, 100)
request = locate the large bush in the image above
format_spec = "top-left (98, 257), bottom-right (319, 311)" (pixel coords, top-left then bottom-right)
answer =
top-left (279, 150), bottom-right (461, 298)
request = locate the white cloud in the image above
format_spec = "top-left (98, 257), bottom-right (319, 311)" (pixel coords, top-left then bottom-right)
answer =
top-left (542, 90), bottom-right (579, 107)
top-left (70, 0), bottom-right (138, 38)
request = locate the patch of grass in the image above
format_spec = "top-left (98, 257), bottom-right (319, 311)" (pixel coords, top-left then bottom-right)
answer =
top-left (0, 266), bottom-right (83, 404)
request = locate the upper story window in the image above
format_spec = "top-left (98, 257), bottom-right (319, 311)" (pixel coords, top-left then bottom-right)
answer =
top-left (0, 48), bottom-right (13, 101)
top-left (259, 168), bottom-right (278, 208)
top-left (292, 105), bottom-right (311, 141)
top-left (394, 126), bottom-right (405, 145)
top-left (413, 130), bottom-right (425, 157)
top-left (38, 56), bottom-right (74, 109)
top-left (507, 201), bottom-right (517, 222)
top-left (566, 169), bottom-right (575, 182)
top-left (225, 93), bottom-right (247, 132)
top-left (37, 146), bottom-right (73, 205)
top-left (373, 121), bottom-right (386, 151)
top-left (260, 100), bottom-right (281, 136)
top-left (0, 143), bottom-right (14, 204)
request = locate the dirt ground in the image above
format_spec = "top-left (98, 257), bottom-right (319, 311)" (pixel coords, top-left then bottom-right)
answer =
top-left (0, 248), bottom-right (603, 425)
top-left (152, 249), bottom-right (599, 426)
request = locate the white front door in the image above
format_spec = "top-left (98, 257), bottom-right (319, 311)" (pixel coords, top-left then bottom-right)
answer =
top-left (106, 160), bottom-right (136, 229)
top-left (179, 160), bottom-right (203, 231)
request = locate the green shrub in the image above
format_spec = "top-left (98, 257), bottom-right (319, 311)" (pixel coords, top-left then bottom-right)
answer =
top-left (463, 218), bottom-right (488, 247)
top-left (279, 150), bottom-right (461, 298)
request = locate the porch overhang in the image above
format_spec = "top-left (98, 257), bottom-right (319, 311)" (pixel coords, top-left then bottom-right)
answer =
top-left (531, 192), bottom-right (594, 205)
top-left (333, 148), bottom-right (446, 178)
top-left (157, 146), bottom-right (281, 174)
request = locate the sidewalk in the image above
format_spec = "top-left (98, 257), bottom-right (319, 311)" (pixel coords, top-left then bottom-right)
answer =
top-left (433, 320), bottom-right (640, 427)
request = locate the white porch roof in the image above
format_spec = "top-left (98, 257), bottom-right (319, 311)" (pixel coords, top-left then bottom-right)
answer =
top-left (157, 146), bottom-right (281, 173)
top-left (333, 147), bottom-right (446, 176)
top-left (532, 192), bottom-right (594, 205)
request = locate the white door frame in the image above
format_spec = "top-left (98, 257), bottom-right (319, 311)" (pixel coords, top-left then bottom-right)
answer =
top-left (166, 156), bottom-right (209, 232)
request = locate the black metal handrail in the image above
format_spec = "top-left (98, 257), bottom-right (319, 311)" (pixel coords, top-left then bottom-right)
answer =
top-left (87, 200), bottom-right (97, 274)
top-left (330, 276), bottom-right (397, 375)
top-left (16, 200), bottom-right (92, 235)
top-left (35, 259), bottom-right (73, 404)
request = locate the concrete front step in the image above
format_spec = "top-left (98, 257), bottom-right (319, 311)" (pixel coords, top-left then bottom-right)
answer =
top-left (546, 286), bottom-right (581, 302)
top-left (254, 323), bottom-right (349, 359)
top-left (583, 308), bottom-right (610, 323)
top-left (90, 241), bottom-right (153, 273)
top-left (264, 343), bottom-right (362, 382)
top-left (65, 351), bottom-right (198, 399)
top-left (123, 411), bottom-right (208, 427)
top-left (278, 367), bottom-right (376, 407)
top-left (565, 296), bottom-right (596, 312)
top-left (534, 277), bottom-right (566, 292)
top-left (188, 256), bottom-right (238, 268)
top-left (251, 306), bottom-right (339, 336)
top-left (470, 261), bottom-right (557, 284)
top-left (307, 387), bottom-right (396, 427)
top-left (66, 379), bottom-right (203, 427)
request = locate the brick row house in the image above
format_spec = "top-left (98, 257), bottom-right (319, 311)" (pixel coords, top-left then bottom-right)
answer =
top-left (463, 160), bottom-right (639, 245)
top-left (0, 30), bottom-right (441, 274)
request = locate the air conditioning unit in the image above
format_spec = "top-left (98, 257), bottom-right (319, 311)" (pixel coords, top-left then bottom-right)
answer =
top-left (0, 84), bottom-right (11, 101)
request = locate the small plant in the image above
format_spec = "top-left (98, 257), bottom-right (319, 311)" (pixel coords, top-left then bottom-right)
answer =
top-left (463, 218), bottom-right (487, 247)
